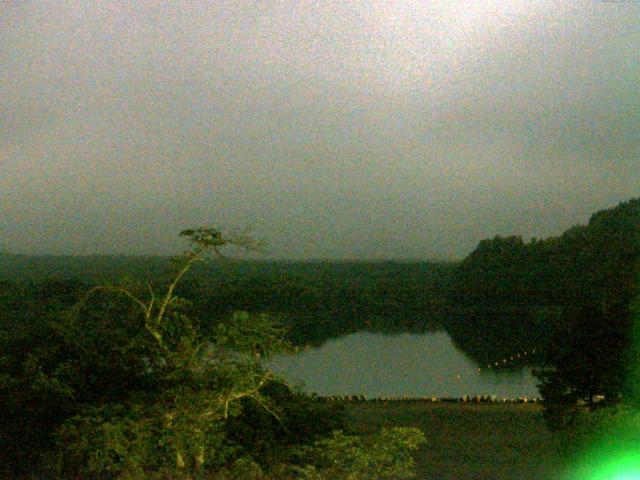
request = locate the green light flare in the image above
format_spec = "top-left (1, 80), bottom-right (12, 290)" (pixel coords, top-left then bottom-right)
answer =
top-left (569, 445), bottom-right (640, 480)
top-left (565, 277), bottom-right (640, 480)
top-left (613, 474), bottom-right (640, 480)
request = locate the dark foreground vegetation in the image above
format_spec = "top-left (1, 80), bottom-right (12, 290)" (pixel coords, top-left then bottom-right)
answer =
top-left (1, 197), bottom-right (640, 478)
top-left (0, 230), bottom-right (425, 479)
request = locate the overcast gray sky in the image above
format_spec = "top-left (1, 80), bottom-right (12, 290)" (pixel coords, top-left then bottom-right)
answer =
top-left (1, 1), bottom-right (639, 259)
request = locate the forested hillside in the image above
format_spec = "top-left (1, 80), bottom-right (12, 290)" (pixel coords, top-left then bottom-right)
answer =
top-left (447, 198), bottom-right (640, 424)
top-left (0, 256), bottom-right (455, 346)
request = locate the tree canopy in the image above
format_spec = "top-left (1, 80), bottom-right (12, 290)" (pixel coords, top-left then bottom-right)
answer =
top-left (449, 198), bottom-right (640, 428)
top-left (0, 227), bottom-right (425, 479)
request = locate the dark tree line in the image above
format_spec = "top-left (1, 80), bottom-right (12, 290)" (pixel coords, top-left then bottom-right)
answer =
top-left (448, 198), bottom-right (640, 427)
top-left (0, 255), bottom-right (455, 346)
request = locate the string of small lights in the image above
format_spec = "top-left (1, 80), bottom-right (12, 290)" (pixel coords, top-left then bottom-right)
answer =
top-left (318, 347), bottom-right (542, 403)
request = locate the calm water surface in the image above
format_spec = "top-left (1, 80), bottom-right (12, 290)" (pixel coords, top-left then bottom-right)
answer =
top-left (269, 331), bottom-right (539, 398)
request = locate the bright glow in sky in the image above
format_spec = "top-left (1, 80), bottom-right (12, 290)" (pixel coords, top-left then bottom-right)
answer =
top-left (1, 1), bottom-right (639, 258)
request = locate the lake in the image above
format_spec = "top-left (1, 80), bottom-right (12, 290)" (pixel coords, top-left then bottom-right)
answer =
top-left (269, 331), bottom-right (540, 398)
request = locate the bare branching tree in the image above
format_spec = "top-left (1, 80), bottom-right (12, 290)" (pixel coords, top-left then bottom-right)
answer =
top-left (69, 227), bottom-right (287, 474)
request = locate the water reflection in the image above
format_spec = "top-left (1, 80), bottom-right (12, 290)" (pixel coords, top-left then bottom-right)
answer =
top-left (269, 331), bottom-right (539, 398)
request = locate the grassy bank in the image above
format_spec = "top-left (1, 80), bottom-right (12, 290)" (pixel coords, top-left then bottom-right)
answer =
top-left (345, 401), bottom-right (567, 480)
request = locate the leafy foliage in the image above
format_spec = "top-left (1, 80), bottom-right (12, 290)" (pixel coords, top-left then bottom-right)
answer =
top-left (217, 419), bottom-right (425, 480)
top-left (450, 198), bottom-right (640, 428)
top-left (288, 427), bottom-right (426, 480)
top-left (0, 228), bottom-right (426, 479)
